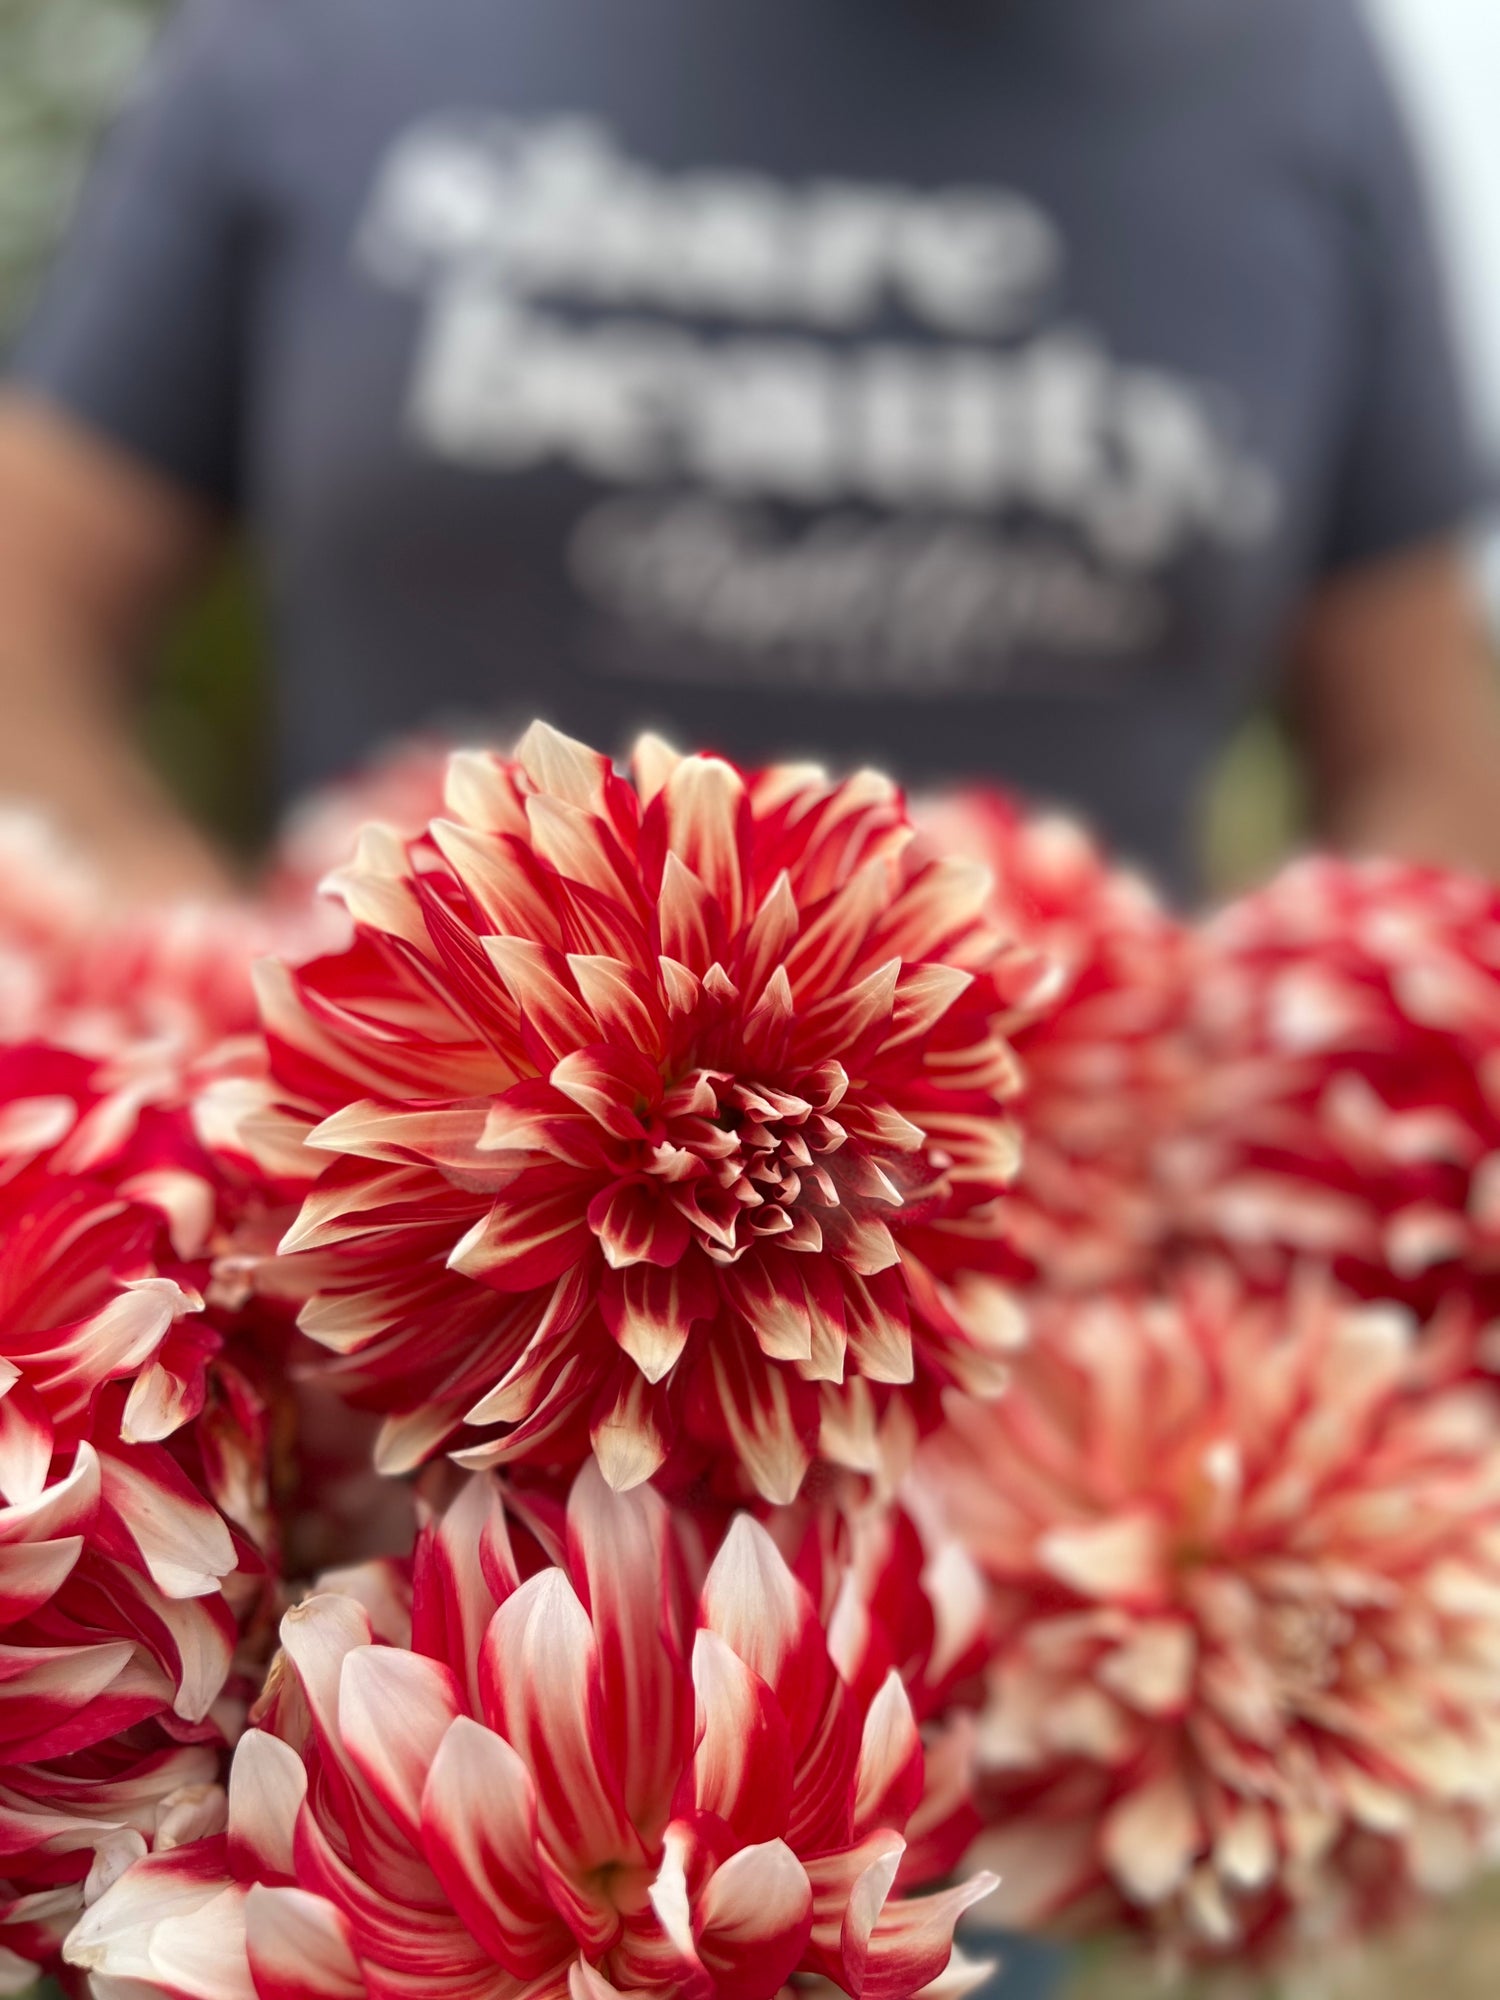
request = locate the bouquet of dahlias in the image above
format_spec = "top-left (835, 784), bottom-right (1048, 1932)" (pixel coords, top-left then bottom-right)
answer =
top-left (1, 726), bottom-right (1498, 2000)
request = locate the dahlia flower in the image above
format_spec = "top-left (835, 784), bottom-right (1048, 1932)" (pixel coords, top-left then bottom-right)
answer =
top-left (914, 1263), bottom-right (1500, 1963)
top-left (914, 790), bottom-right (1189, 1291)
top-left (1168, 857), bottom-right (1500, 1362)
top-left (67, 1462), bottom-right (997, 1999)
top-left (0, 1040), bottom-right (276, 1495)
top-left (242, 725), bottom-right (1032, 1500)
top-left (0, 1417), bottom-right (233, 1985)
top-left (0, 808), bottom-right (257, 1050)
top-left (0, 1043), bottom-right (275, 1983)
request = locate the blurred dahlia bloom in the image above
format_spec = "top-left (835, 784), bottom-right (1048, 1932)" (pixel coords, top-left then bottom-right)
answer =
top-left (0, 1422), bottom-right (231, 1985)
top-left (0, 1042), bottom-right (275, 1541)
top-left (0, 1049), bottom-right (274, 1983)
top-left (1168, 858), bottom-right (1500, 1365)
top-left (0, 809), bottom-right (339, 1179)
top-left (68, 1463), bottom-right (996, 1999)
top-left (915, 790), bottom-right (1189, 1291)
top-left (269, 733), bottom-right (451, 905)
top-left (239, 725), bottom-right (1033, 1500)
top-left (914, 1264), bottom-right (1500, 1963)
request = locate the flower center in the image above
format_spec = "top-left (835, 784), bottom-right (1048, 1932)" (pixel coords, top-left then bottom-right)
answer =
top-left (1256, 1595), bottom-right (1353, 1704)
top-left (643, 1067), bottom-right (850, 1266)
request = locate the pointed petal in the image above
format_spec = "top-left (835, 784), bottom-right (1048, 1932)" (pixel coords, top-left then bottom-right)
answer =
top-left (803, 1831), bottom-right (903, 1992)
top-left (96, 1444), bottom-right (235, 1600)
top-left (600, 1262), bottom-right (713, 1384)
top-left (659, 756), bottom-right (749, 933)
top-left (481, 1569), bottom-right (644, 1885)
top-left (567, 1463), bottom-right (692, 1838)
top-left (689, 1628), bottom-right (793, 1844)
top-left (244, 1884), bottom-right (365, 2000)
top-left (700, 1517), bottom-right (832, 1755)
top-left (695, 1840), bottom-right (814, 2000)
top-left (228, 1728), bottom-right (308, 1881)
top-left (699, 1336), bottom-right (817, 1507)
top-left (421, 1714), bottom-right (572, 1978)
top-left (852, 1671), bottom-right (924, 1839)
top-left (591, 1367), bottom-right (672, 1493)
top-left (338, 1645), bottom-right (464, 1843)
top-left (448, 1179), bottom-right (594, 1292)
top-left (859, 1871), bottom-right (1000, 2000)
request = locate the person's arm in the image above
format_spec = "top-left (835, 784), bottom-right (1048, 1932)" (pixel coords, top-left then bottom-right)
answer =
top-left (1291, 537), bottom-right (1500, 877)
top-left (0, 396), bottom-right (234, 896)
top-left (1281, 4), bottom-right (1499, 876)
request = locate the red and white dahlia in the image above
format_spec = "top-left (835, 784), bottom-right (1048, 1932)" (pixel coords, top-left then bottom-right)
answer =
top-left (67, 1462), bottom-right (997, 1999)
top-left (240, 725), bottom-right (1032, 1501)
top-left (0, 1046), bottom-right (278, 1983)
top-left (0, 1410), bottom-right (232, 1986)
top-left (914, 790), bottom-right (1189, 1292)
top-left (914, 1263), bottom-right (1500, 1963)
top-left (0, 809), bottom-right (270, 1054)
top-left (1168, 857), bottom-right (1500, 1363)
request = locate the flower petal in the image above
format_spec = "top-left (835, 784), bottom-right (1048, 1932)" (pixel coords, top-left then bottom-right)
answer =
top-left (244, 1884), bottom-right (366, 2000)
top-left (694, 1839), bottom-right (814, 2000)
top-left (481, 1569), bottom-right (644, 1887)
top-left (420, 1714), bottom-right (572, 1978)
top-left (567, 1463), bottom-right (693, 1840)
top-left (338, 1645), bottom-right (465, 1844)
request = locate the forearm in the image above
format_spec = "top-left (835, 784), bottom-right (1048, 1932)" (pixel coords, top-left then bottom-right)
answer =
top-left (1296, 543), bottom-right (1500, 883)
top-left (1311, 643), bottom-right (1500, 878)
top-left (1320, 753), bottom-right (1500, 879)
top-left (0, 398), bottom-right (235, 902)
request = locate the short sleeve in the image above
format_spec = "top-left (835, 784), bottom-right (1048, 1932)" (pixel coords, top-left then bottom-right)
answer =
top-left (6, 0), bottom-right (253, 507)
top-left (1316, 1), bottom-right (1492, 575)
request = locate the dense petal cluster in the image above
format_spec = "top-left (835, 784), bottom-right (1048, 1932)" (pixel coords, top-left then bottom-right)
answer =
top-left (915, 791), bottom-right (1189, 1290)
top-left (0, 1045), bottom-right (272, 1984)
top-left (68, 1463), bottom-right (996, 2000)
top-left (1167, 858), bottom-right (1500, 1365)
top-left (243, 726), bottom-right (1033, 1501)
top-left (914, 1264), bottom-right (1500, 1963)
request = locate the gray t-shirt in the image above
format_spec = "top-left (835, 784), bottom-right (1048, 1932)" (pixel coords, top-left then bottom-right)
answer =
top-left (12, 0), bottom-right (1488, 888)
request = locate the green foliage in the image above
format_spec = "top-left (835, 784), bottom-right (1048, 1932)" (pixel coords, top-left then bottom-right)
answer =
top-left (144, 544), bottom-right (274, 855)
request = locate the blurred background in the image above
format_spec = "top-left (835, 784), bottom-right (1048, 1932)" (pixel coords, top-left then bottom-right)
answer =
top-left (6, 5), bottom-right (1500, 1994)
top-left (4, 0), bottom-right (1500, 896)
top-left (0, 0), bottom-right (271, 859)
